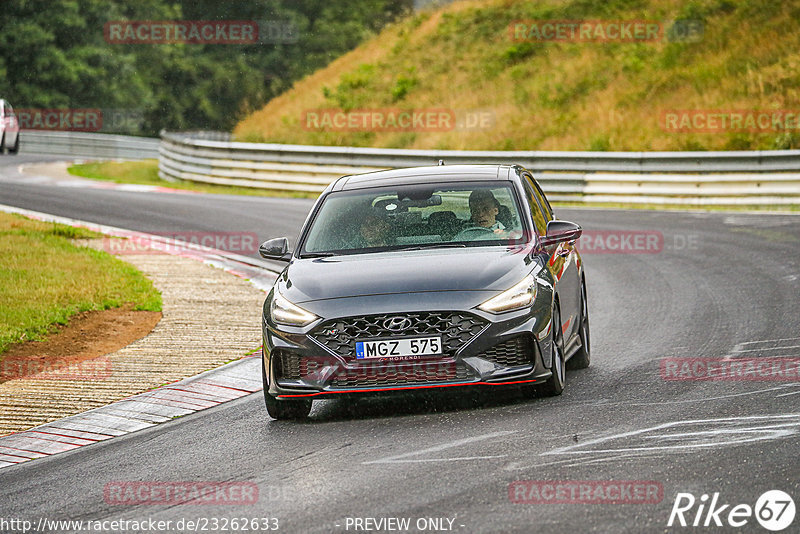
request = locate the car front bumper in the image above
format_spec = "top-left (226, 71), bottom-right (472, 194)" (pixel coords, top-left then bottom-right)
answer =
top-left (262, 292), bottom-right (555, 400)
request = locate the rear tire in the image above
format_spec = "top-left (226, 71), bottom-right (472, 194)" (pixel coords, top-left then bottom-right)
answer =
top-left (9, 133), bottom-right (19, 154)
top-left (537, 304), bottom-right (565, 396)
top-left (0, 135), bottom-right (6, 155)
top-left (567, 279), bottom-right (590, 370)
top-left (261, 352), bottom-right (312, 420)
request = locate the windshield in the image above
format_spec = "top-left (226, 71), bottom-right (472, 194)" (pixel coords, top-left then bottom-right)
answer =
top-left (301, 182), bottom-right (526, 255)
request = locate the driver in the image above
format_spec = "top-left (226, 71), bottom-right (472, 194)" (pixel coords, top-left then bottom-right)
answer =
top-left (467, 189), bottom-right (505, 233)
top-left (452, 189), bottom-right (506, 241)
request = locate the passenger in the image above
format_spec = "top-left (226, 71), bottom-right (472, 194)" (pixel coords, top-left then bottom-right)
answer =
top-left (357, 212), bottom-right (391, 247)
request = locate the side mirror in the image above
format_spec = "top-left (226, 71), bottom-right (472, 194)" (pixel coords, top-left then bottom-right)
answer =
top-left (259, 237), bottom-right (291, 261)
top-left (540, 220), bottom-right (582, 247)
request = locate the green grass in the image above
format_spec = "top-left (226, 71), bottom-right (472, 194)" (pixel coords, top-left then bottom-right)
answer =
top-left (0, 212), bottom-right (162, 356)
top-left (67, 160), bottom-right (319, 199)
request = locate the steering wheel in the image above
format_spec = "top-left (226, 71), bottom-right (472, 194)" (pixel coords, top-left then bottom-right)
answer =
top-left (455, 226), bottom-right (497, 240)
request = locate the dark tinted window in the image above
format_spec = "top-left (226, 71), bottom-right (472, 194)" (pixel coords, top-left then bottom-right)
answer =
top-left (525, 174), bottom-right (554, 221)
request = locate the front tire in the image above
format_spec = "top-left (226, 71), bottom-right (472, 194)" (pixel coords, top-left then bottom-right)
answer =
top-left (264, 394), bottom-right (312, 420)
top-left (567, 278), bottom-right (590, 370)
top-left (261, 352), bottom-right (312, 420)
top-left (537, 304), bottom-right (565, 396)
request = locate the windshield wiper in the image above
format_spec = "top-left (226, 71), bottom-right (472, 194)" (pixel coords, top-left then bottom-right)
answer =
top-left (393, 243), bottom-right (467, 251)
top-left (299, 252), bottom-right (336, 258)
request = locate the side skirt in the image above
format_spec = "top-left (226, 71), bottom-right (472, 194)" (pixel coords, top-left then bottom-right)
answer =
top-left (563, 334), bottom-right (583, 362)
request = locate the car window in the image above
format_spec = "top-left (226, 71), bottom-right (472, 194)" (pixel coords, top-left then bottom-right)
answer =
top-left (527, 174), bottom-right (554, 221)
top-left (301, 182), bottom-right (526, 254)
top-left (522, 177), bottom-right (548, 236)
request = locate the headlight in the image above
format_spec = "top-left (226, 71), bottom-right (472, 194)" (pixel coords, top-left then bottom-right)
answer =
top-left (270, 289), bottom-right (319, 327)
top-left (478, 274), bottom-right (537, 314)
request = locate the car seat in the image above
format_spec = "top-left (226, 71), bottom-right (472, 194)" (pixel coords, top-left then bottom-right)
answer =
top-left (428, 211), bottom-right (460, 240)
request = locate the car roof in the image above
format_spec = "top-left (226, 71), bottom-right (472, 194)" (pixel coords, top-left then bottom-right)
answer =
top-left (331, 164), bottom-right (517, 192)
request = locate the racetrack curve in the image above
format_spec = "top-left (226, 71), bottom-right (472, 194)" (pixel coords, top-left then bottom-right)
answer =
top-left (1, 155), bottom-right (799, 533)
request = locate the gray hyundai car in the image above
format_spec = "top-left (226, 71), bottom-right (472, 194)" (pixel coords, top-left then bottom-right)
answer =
top-left (259, 164), bottom-right (589, 419)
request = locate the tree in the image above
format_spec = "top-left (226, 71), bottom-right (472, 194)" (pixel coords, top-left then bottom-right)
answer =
top-left (0, 0), bottom-right (413, 135)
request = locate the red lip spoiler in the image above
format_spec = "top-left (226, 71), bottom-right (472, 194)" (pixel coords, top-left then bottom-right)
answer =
top-left (277, 378), bottom-right (539, 398)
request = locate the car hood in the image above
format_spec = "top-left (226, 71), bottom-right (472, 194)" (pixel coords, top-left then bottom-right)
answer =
top-left (281, 248), bottom-right (536, 303)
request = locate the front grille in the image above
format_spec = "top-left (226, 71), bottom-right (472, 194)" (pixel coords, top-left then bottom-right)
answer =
top-left (275, 351), bottom-right (300, 380)
top-left (311, 312), bottom-right (487, 358)
top-left (276, 352), bottom-right (473, 387)
top-left (276, 352), bottom-right (324, 380)
top-left (330, 360), bottom-right (471, 388)
top-left (477, 336), bottom-right (532, 367)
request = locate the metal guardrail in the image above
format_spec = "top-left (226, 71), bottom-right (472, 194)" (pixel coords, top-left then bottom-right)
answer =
top-left (18, 130), bottom-right (159, 160)
top-left (159, 131), bottom-right (800, 205)
top-left (11, 130), bottom-right (799, 205)
top-left (159, 131), bottom-right (800, 172)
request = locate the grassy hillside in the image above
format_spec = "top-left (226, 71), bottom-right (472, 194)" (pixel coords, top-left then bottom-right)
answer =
top-left (234, 0), bottom-right (800, 151)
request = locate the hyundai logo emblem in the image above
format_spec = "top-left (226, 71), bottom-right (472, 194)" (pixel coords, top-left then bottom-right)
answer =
top-left (383, 316), bottom-right (412, 331)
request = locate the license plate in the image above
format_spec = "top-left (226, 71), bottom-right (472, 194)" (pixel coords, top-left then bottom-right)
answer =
top-left (355, 337), bottom-right (442, 359)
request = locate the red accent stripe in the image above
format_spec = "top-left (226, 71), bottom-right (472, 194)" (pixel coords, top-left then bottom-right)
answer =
top-left (162, 386), bottom-right (237, 403)
top-left (138, 391), bottom-right (218, 409)
top-left (169, 385), bottom-right (244, 401)
top-left (277, 378), bottom-right (539, 398)
top-left (0, 450), bottom-right (34, 461)
top-left (125, 396), bottom-right (208, 410)
top-left (192, 379), bottom-right (256, 394)
top-left (0, 445), bottom-right (48, 458)
top-left (0, 436), bottom-right (80, 453)
top-left (34, 428), bottom-right (113, 441)
top-left (27, 431), bottom-right (98, 445)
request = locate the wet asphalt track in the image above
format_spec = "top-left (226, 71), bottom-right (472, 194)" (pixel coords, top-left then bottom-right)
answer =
top-left (1, 155), bottom-right (799, 533)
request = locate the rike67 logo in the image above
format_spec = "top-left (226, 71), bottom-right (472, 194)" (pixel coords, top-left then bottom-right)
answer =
top-left (668, 490), bottom-right (795, 531)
